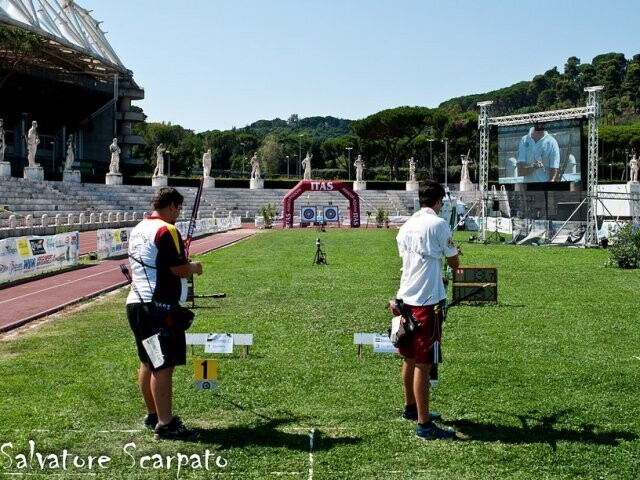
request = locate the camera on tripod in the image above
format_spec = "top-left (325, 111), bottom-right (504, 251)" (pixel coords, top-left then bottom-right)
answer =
top-left (313, 237), bottom-right (327, 265)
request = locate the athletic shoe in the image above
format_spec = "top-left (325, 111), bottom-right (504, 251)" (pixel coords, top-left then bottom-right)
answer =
top-left (154, 416), bottom-right (200, 440)
top-left (143, 413), bottom-right (158, 430)
top-left (416, 422), bottom-right (456, 440)
top-left (402, 404), bottom-right (441, 421)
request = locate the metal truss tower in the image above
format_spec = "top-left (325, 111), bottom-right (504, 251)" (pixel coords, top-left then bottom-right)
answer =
top-left (477, 101), bottom-right (493, 242)
top-left (584, 86), bottom-right (604, 246)
top-left (477, 87), bottom-right (604, 245)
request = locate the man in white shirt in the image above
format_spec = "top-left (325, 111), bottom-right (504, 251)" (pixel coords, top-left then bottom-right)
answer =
top-left (395, 180), bottom-right (460, 440)
top-left (126, 187), bottom-right (203, 440)
top-left (516, 121), bottom-right (560, 182)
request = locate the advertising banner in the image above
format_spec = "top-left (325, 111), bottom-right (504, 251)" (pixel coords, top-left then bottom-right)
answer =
top-left (0, 232), bottom-right (80, 283)
top-left (97, 228), bottom-right (132, 260)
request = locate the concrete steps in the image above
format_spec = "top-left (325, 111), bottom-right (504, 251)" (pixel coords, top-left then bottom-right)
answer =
top-left (0, 176), bottom-right (418, 232)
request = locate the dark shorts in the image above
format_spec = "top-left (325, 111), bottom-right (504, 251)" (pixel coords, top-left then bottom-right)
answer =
top-left (127, 303), bottom-right (186, 371)
top-left (397, 304), bottom-right (443, 365)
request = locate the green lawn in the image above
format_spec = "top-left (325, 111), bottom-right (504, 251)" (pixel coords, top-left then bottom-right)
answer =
top-left (1, 228), bottom-right (639, 479)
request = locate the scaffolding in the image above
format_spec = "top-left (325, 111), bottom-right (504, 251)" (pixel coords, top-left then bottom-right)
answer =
top-left (477, 86), bottom-right (604, 245)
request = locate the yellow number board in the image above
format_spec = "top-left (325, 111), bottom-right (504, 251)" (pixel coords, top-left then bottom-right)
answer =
top-left (194, 359), bottom-right (218, 390)
top-left (194, 358), bottom-right (217, 380)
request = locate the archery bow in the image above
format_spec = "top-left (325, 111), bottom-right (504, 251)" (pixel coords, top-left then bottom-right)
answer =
top-left (184, 177), bottom-right (204, 258)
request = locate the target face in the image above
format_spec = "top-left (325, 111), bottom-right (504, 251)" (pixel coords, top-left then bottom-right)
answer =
top-left (301, 207), bottom-right (317, 221)
top-left (323, 206), bottom-right (338, 222)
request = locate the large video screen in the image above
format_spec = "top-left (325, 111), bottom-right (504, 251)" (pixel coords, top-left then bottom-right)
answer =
top-left (498, 119), bottom-right (583, 184)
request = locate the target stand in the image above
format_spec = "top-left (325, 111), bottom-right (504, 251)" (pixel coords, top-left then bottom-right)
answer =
top-left (187, 275), bottom-right (226, 308)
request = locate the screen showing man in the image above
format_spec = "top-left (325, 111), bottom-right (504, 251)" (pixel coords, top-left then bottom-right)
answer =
top-left (498, 119), bottom-right (582, 184)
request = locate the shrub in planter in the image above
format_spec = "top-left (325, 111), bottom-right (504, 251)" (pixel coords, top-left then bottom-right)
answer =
top-left (260, 203), bottom-right (277, 228)
top-left (607, 223), bottom-right (640, 269)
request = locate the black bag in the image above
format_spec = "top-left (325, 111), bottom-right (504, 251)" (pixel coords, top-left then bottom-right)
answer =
top-left (388, 298), bottom-right (420, 347)
top-left (143, 301), bottom-right (195, 332)
top-left (170, 304), bottom-right (195, 331)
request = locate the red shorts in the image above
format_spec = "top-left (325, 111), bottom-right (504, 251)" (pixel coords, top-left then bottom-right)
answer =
top-left (397, 304), bottom-right (442, 365)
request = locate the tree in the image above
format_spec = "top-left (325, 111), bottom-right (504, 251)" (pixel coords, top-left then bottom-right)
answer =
top-left (593, 52), bottom-right (627, 100)
top-left (564, 56), bottom-right (581, 82)
top-left (133, 122), bottom-right (198, 175)
top-left (350, 106), bottom-right (446, 180)
top-left (0, 27), bottom-right (42, 91)
top-left (320, 135), bottom-right (359, 175)
top-left (622, 55), bottom-right (640, 113)
top-left (257, 134), bottom-right (282, 176)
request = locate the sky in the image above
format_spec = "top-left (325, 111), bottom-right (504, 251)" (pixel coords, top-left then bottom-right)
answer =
top-left (80, 0), bottom-right (639, 134)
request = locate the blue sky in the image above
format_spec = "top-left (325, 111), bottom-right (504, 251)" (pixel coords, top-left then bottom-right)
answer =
top-left (81, 0), bottom-right (638, 133)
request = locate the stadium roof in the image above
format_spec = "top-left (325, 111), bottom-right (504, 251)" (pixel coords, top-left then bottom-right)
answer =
top-left (0, 0), bottom-right (128, 77)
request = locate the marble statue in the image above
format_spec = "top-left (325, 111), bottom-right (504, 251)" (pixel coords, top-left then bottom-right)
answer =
top-left (302, 151), bottom-right (313, 180)
top-left (154, 143), bottom-right (166, 176)
top-left (354, 154), bottom-right (365, 182)
top-left (109, 138), bottom-right (121, 174)
top-left (26, 120), bottom-right (40, 167)
top-left (250, 153), bottom-right (261, 179)
top-left (408, 156), bottom-right (416, 182)
top-left (630, 152), bottom-right (639, 183)
top-left (460, 153), bottom-right (471, 183)
top-left (0, 119), bottom-right (5, 162)
top-left (202, 149), bottom-right (212, 177)
top-left (64, 134), bottom-right (75, 171)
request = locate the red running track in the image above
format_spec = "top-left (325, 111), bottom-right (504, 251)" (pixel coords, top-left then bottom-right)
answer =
top-left (0, 229), bottom-right (257, 333)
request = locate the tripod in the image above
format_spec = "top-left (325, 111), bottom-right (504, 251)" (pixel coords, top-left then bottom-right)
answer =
top-left (313, 239), bottom-right (327, 265)
top-left (485, 200), bottom-right (505, 243)
top-left (486, 218), bottom-right (505, 243)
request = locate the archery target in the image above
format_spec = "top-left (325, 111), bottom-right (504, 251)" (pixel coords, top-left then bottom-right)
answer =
top-left (301, 206), bottom-right (317, 222)
top-left (323, 206), bottom-right (339, 222)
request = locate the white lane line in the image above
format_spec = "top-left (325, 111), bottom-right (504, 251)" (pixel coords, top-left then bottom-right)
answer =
top-left (308, 427), bottom-right (315, 480)
top-left (0, 266), bottom-right (124, 305)
top-left (0, 233), bottom-right (254, 308)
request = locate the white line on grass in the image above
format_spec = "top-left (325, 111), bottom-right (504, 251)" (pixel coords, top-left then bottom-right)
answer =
top-left (308, 427), bottom-right (315, 480)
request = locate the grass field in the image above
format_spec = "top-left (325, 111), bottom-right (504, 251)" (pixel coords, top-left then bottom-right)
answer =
top-left (1, 228), bottom-right (639, 479)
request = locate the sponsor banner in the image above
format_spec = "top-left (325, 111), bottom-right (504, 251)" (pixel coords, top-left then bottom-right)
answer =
top-left (98, 216), bottom-right (242, 261)
top-left (97, 228), bottom-right (132, 260)
top-left (0, 232), bottom-right (79, 283)
top-left (175, 215), bottom-right (241, 239)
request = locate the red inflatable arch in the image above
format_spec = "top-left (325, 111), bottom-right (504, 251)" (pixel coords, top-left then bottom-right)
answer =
top-left (282, 180), bottom-right (360, 228)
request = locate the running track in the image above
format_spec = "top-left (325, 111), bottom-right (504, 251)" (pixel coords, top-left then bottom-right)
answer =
top-left (0, 229), bottom-right (257, 333)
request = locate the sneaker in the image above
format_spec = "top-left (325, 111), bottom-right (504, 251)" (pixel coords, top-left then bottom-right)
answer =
top-left (154, 416), bottom-right (200, 440)
top-left (416, 421), bottom-right (456, 440)
top-left (402, 404), bottom-right (441, 422)
top-left (143, 413), bottom-right (158, 430)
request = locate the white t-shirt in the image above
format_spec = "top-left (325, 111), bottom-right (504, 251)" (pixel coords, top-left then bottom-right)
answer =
top-left (396, 207), bottom-right (458, 306)
top-left (517, 128), bottom-right (560, 182)
top-left (126, 216), bottom-right (188, 305)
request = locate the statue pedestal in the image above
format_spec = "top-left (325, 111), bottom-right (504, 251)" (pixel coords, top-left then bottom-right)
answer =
top-left (152, 175), bottom-right (168, 187)
top-left (353, 180), bottom-right (367, 191)
top-left (250, 178), bottom-right (264, 190)
top-left (63, 170), bottom-right (81, 183)
top-left (406, 181), bottom-right (419, 191)
top-left (0, 161), bottom-right (11, 177)
top-left (459, 180), bottom-right (475, 192)
top-left (105, 172), bottom-right (123, 185)
top-left (203, 176), bottom-right (216, 189)
top-left (628, 181), bottom-right (639, 186)
top-left (24, 165), bottom-right (44, 181)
